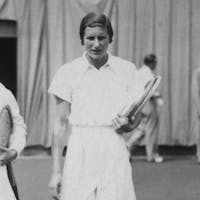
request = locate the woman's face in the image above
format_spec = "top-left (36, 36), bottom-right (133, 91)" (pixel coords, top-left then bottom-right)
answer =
top-left (83, 26), bottom-right (110, 62)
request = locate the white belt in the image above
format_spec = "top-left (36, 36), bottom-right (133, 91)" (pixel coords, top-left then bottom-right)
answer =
top-left (72, 124), bottom-right (112, 129)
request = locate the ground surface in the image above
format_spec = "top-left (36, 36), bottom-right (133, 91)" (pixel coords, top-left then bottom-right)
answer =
top-left (13, 155), bottom-right (200, 200)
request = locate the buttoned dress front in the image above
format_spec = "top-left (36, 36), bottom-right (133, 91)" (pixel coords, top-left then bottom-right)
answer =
top-left (0, 83), bottom-right (27, 200)
top-left (49, 53), bottom-right (142, 200)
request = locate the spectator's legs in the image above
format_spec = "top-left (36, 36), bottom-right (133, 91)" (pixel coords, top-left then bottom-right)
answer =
top-left (145, 110), bottom-right (163, 163)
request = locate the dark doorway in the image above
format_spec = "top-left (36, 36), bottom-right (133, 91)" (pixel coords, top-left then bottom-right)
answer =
top-left (0, 38), bottom-right (17, 96)
top-left (0, 20), bottom-right (17, 96)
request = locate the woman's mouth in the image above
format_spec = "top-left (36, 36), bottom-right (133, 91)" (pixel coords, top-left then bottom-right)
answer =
top-left (91, 50), bottom-right (102, 54)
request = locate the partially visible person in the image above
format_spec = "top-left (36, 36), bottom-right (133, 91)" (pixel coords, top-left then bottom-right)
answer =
top-left (48, 12), bottom-right (143, 200)
top-left (126, 54), bottom-right (164, 163)
top-left (191, 67), bottom-right (200, 164)
top-left (0, 82), bottom-right (27, 200)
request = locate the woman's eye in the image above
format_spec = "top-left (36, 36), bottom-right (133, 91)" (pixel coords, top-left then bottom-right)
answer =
top-left (87, 37), bottom-right (95, 40)
top-left (98, 36), bottom-right (106, 40)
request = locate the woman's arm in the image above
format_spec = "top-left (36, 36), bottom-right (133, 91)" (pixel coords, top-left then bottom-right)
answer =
top-left (0, 89), bottom-right (27, 165)
top-left (7, 90), bottom-right (27, 157)
top-left (49, 96), bottom-right (71, 199)
top-left (112, 113), bottom-right (142, 135)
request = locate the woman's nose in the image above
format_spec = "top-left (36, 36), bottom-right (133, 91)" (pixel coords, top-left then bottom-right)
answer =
top-left (94, 38), bottom-right (100, 47)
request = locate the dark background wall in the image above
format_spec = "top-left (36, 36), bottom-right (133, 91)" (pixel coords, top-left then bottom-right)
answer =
top-left (0, 20), bottom-right (17, 96)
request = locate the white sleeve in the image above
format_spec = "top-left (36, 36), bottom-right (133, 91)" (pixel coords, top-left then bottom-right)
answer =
top-left (6, 90), bottom-right (27, 156)
top-left (48, 65), bottom-right (73, 103)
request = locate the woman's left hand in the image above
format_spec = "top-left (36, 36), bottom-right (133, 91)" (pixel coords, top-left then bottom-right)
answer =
top-left (0, 149), bottom-right (17, 166)
top-left (112, 114), bottom-right (142, 135)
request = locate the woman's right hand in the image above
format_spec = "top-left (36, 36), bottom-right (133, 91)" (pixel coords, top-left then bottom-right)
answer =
top-left (0, 149), bottom-right (17, 166)
top-left (48, 172), bottom-right (62, 200)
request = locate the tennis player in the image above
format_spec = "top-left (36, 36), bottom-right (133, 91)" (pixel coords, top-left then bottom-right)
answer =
top-left (48, 12), bottom-right (143, 200)
top-left (0, 82), bottom-right (27, 200)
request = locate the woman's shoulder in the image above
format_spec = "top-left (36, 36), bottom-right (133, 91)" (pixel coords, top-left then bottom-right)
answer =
top-left (58, 56), bottom-right (87, 75)
top-left (111, 55), bottom-right (135, 66)
top-left (110, 55), bottom-right (137, 74)
top-left (0, 83), bottom-right (15, 104)
top-left (0, 82), bottom-right (6, 89)
top-left (0, 83), bottom-right (10, 94)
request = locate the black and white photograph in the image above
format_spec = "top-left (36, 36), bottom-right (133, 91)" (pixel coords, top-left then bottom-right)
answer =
top-left (0, 0), bottom-right (200, 200)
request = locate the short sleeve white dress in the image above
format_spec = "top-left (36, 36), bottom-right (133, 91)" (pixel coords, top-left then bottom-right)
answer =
top-left (49, 53), bottom-right (142, 200)
top-left (0, 83), bottom-right (27, 200)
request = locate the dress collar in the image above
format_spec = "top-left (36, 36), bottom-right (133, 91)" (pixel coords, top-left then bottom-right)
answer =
top-left (82, 52), bottom-right (115, 72)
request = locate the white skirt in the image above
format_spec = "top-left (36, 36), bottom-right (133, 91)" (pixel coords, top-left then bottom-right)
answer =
top-left (0, 166), bottom-right (17, 200)
top-left (61, 126), bottom-right (136, 200)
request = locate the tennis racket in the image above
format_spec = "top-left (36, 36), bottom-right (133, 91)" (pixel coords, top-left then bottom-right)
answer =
top-left (0, 106), bottom-right (20, 200)
top-left (0, 106), bottom-right (13, 153)
top-left (116, 76), bottom-right (161, 134)
top-left (121, 75), bottom-right (161, 119)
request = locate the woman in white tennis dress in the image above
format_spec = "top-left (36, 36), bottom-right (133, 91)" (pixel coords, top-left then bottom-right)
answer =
top-left (0, 83), bottom-right (27, 200)
top-left (48, 12), bottom-right (142, 200)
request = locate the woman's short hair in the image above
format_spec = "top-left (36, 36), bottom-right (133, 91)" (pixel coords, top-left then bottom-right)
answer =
top-left (79, 12), bottom-right (113, 45)
top-left (143, 54), bottom-right (157, 66)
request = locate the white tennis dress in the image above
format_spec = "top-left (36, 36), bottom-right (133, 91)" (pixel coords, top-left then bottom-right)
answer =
top-left (0, 166), bottom-right (17, 200)
top-left (49, 53), bottom-right (143, 200)
top-left (0, 83), bottom-right (27, 200)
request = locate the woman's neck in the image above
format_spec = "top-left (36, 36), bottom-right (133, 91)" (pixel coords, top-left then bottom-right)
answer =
top-left (86, 53), bottom-right (108, 70)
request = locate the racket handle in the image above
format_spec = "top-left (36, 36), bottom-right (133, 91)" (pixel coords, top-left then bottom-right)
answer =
top-left (0, 146), bottom-right (9, 152)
